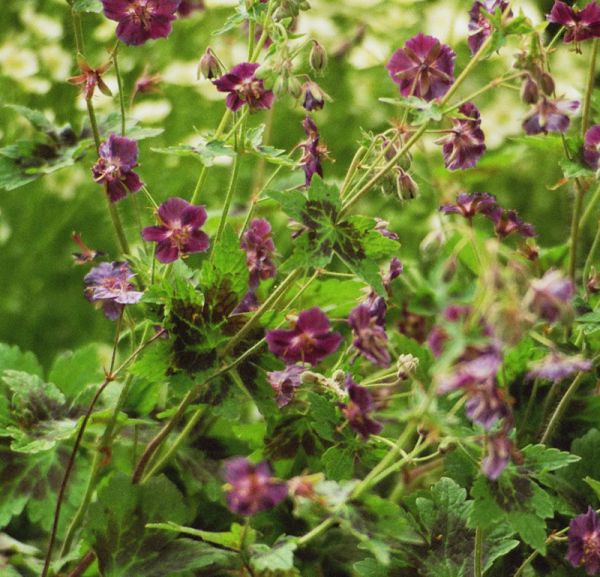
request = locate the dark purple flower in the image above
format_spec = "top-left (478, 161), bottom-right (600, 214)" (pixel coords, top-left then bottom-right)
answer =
top-left (267, 364), bottom-right (306, 407)
top-left (374, 218), bottom-right (399, 240)
top-left (142, 197), bottom-right (209, 263)
top-left (482, 432), bottom-right (512, 480)
top-left (386, 33), bottom-right (456, 101)
top-left (213, 62), bottom-right (274, 112)
top-left (84, 261), bottom-right (143, 320)
top-left (527, 352), bottom-right (592, 381)
top-left (484, 207), bottom-right (536, 239)
top-left (302, 81), bottom-right (326, 111)
top-left (101, 0), bottom-right (181, 46)
top-left (223, 458), bottom-right (288, 516)
top-left (527, 269), bottom-right (575, 322)
top-left (92, 134), bottom-right (143, 203)
top-left (438, 350), bottom-right (502, 394)
top-left (465, 381), bottom-right (510, 430)
top-left (299, 116), bottom-right (328, 186)
top-left (436, 103), bottom-right (486, 170)
top-left (265, 307), bottom-right (342, 366)
top-left (177, 0), bottom-right (204, 17)
top-left (440, 192), bottom-right (497, 222)
top-left (568, 507), bottom-right (600, 575)
top-left (468, 1), bottom-right (511, 54)
top-left (383, 257), bottom-right (403, 291)
top-left (339, 376), bottom-right (383, 439)
top-left (240, 218), bottom-right (276, 289)
top-left (522, 97), bottom-right (580, 135)
top-left (548, 1), bottom-right (600, 48)
top-left (584, 125), bottom-right (600, 169)
top-left (348, 300), bottom-right (391, 368)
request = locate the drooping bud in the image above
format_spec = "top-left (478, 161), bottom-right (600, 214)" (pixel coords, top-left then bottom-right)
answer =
top-left (520, 74), bottom-right (539, 104)
top-left (587, 267), bottom-right (600, 293)
top-left (309, 40), bottom-right (328, 73)
top-left (198, 47), bottom-right (222, 80)
top-left (396, 169), bottom-right (419, 200)
top-left (287, 76), bottom-right (303, 99)
top-left (539, 72), bottom-right (555, 96)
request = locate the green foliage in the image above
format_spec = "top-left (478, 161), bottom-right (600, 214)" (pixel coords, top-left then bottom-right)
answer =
top-left (85, 474), bottom-right (238, 577)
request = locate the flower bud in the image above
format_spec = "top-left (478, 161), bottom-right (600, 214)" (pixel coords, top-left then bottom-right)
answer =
top-left (309, 41), bottom-right (328, 73)
top-left (396, 169), bottom-right (419, 200)
top-left (520, 75), bottom-right (539, 104)
top-left (587, 267), bottom-right (600, 293)
top-left (287, 76), bottom-right (303, 99)
top-left (198, 47), bottom-right (222, 80)
top-left (397, 354), bottom-right (419, 380)
top-left (273, 75), bottom-right (288, 97)
top-left (540, 72), bottom-right (555, 96)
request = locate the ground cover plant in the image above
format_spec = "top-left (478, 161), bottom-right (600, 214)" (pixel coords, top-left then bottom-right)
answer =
top-left (1, 0), bottom-right (600, 575)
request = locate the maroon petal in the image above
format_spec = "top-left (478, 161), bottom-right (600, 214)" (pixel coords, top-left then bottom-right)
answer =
top-left (181, 203), bottom-right (207, 228)
top-left (142, 225), bottom-right (170, 242)
top-left (155, 239), bottom-right (179, 263)
top-left (158, 196), bottom-right (188, 226)
top-left (183, 230), bottom-right (210, 254)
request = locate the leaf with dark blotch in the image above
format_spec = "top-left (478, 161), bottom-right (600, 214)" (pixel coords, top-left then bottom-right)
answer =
top-left (85, 473), bottom-right (239, 577)
top-left (0, 370), bottom-right (77, 454)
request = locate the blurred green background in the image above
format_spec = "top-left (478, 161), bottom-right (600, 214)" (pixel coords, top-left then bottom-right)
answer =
top-left (0, 0), bottom-right (593, 367)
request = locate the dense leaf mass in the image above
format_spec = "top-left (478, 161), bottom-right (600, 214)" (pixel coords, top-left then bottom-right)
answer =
top-left (1, 0), bottom-right (600, 576)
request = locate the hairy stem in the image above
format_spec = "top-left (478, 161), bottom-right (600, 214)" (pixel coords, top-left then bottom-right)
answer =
top-left (112, 42), bottom-right (127, 136)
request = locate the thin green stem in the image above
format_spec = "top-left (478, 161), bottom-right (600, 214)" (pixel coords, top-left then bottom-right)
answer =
top-left (112, 42), bottom-right (127, 136)
top-left (569, 39), bottom-right (599, 280)
top-left (582, 39), bottom-right (599, 137)
top-left (583, 218), bottom-right (600, 285)
top-left (340, 146), bottom-right (366, 198)
top-left (220, 268), bottom-right (303, 358)
top-left (190, 109), bottom-right (233, 204)
top-left (41, 313), bottom-right (124, 577)
top-left (210, 153), bottom-right (241, 259)
top-left (141, 404), bottom-right (205, 483)
top-left (540, 354), bottom-right (600, 444)
top-left (580, 182), bottom-right (600, 230)
top-left (474, 528), bottom-right (483, 577)
top-left (250, 0), bottom-right (275, 62)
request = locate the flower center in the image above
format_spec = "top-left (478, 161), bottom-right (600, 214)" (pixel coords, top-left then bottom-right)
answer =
top-left (129, 1), bottom-right (153, 30)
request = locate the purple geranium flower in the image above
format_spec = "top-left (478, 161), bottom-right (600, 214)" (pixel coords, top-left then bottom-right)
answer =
top-left (527, 269), bottom-right (575, 322)
top-left (482, 432), bottom-right (512, 480)
top-left (223, 458), bottom-right (288, 516)
top-left (240, 218), bottom-right (276, 289)
top-left (101, 0), bottom-right (180, 46)
top-left (438, 349), bottom-right (502, 394)
top-left (299, 116), bottom-right (327, 186)
top-left (374, 218), bottom-right (399, 240)
top-left (267, 364), bottom-right (306, 407)
top-left (523, 97), bottom-right (580, 135)
top-left (348, 300), bottom-right (391, 368)
top-left (302, 81), bottom-right (326, 111)
top-left (568, 507), bottom-right (600, 575)
top-left (339, 376), bottom-right (383, 439)
top-left (386, 33), bottom-right (456, 101)
top-left (440, 192), bottom-right (497, 222)
top-left (383, 257), bottom-right (403, 292)
top-left (484, 207), bottom-right (536, 239)
top-left (584, 125), bottom-right (600, 169)
top-left (465, 381), bottom-right (510, 430)
top-left (142, 197), bottom-right (210, 263)
top-left (436, 103), bottom-right (486, 170)
top-left (92, 134), bottom-right (143, 203)
top-left (548, 1), bottom-right (600, 49)
top-left (468, 0), bottom-right (511, 54)
top-left (527, 352), bottom-right (592, 381)
top-left (213, 62), bottom-right (274, 112)
top-left (265, 307), bottom-right (342, 366)
top-left (84, 261), bottom-right (143, 320)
